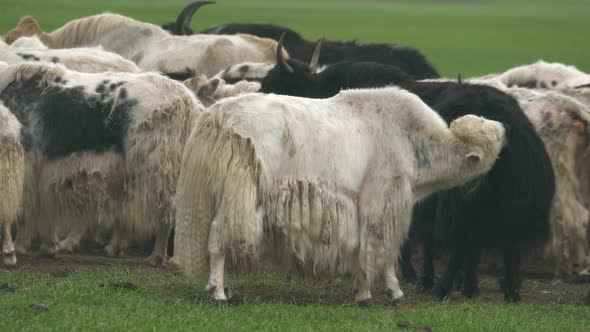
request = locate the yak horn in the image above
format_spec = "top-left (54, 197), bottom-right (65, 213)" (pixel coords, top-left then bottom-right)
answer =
top-left (276, 33), bottom-right (294, 74)
top-left (309, 38), bottom-right (324, 74)
top-left (175, 1), bottom-right (216, 35)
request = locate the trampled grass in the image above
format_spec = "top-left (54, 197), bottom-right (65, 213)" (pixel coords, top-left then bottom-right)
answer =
top-left (1, 1), bottom-right (589, 330)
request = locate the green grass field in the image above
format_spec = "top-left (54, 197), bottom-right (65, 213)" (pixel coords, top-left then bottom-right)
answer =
top-left (1, 1), bottom-right (590, 330)
top-left (1, 0), bottom-right (589, 77)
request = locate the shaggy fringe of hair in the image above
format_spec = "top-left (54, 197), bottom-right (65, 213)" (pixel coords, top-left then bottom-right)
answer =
top-left (0, 106), bottom-right (24, 227)
top-left (123, 75), bottom-right (201, 239)
top-left (175, 110), bottom-right (264, 280)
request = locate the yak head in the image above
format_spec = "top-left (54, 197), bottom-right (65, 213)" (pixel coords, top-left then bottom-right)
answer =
top-left (260, 33), bottom-right (323, 96)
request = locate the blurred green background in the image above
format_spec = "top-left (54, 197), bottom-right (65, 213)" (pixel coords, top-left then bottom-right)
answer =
top-left (1, 0), bottom-right (588, 78)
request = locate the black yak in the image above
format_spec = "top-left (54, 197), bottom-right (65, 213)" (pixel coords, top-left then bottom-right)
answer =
top-left (161, 1), bottom-right (440, 79)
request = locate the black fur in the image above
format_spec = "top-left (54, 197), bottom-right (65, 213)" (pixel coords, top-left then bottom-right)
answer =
top-left (260, 59), bottom-right (411, 97)
top-left (0, 71), bottom-right (136, 159)
top-left (17, 53), bottom-right (40, 61)
top-left (162, 18), bottom-right (438, 79)
top-left (259, 61), bottom-right (555, 303)
top-left (163, 68), bottom-right (196, 81)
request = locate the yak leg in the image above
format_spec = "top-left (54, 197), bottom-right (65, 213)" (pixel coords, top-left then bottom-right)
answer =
top-left (2, 221), bottom-right (16, 267)
top-left (500, 244), bottom-right (522, 303)
top-left (418, 216), bottom-right (436, 291)
top-left (147, 222), bottom-right (173, 266)
top-left (385, 263), bottom-right (404, 304)
top-left (58, 228), bottom-right (86, 254)
top-left (399, 241), bottom-right (417, 283)
top-left (354, 266), bottom-right (372, 306)
top-left (461, 247), bottom-right (481, 298)
top-left (38, 223), bottom-right (58, 258)
top-left (433, 246), bottom-right (465, 301)
top-left (206, 251), bottom-right (227, 304)
top-left (14, 218), bottom-right (31, 256)
top-left (105, 220), bottom-right (128, 257)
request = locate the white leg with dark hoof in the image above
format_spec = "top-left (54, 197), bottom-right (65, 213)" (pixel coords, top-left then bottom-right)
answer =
top-left (2, 222), bottom-right (16, 267)
top-left (206, 252), bottom-right (227, 304)
top-left (354, 269), bottom-right (372, 306)
top-left (385, 264), bottom-right (404, 304)
top-left (57, 229), bottom-right (85, 254)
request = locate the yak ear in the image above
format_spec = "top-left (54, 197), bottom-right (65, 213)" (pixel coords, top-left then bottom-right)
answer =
top-left (466, 152), bottom-right (482, 162)
top-left (276, 33), bottom-right (294, 75)
top-left (208, 77), bottom-right (221, 91)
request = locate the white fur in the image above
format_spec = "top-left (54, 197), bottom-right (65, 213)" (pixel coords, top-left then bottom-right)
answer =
top-left (175, 87), bottom-right (505, 303)
top-left (0, 103), bottom-right (24, 266)
top-left (0, 36), bottom-right (140, 73)
top-left (6, 15), bottom-right (285, 77)
top-left (183, 75), bottom-right (261, 107)
top-left (480, 60), bottom-right (590, 90)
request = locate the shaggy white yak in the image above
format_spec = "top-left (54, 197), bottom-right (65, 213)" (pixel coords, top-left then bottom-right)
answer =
top-left (0, 36), bottom-right (140, 73)
top-left (5, 15), bottom-right (284, 77)
top-left (0, 102), bottom-right (24, 266)
top-left (478, 60), bottom-right (590, 90)
top-left (0, 62), bottom-right (202, 265)
top-left (183, 75), bottom-right (261, 107)
top-left (174, 87), bottom-right (506, 304)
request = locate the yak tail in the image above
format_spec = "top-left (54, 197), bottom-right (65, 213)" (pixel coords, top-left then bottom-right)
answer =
top-left (174, 110), bottom-right (263, 281)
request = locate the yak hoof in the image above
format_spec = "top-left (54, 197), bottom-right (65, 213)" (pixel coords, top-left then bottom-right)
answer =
top-left (504, 291), bottom-right (521, 303)
top-left (385, 289), bottom-right (404, 305)
top-left (104, 245), bottom-right (124, 258)
top-left (15, 243), bottom-right (29, 256)
top-left (147, 254), bottom-right (168, 267)
top-left (356, 298), bottom-right (372, 307)
top-left (418, 277), bottom-right (434, 292)
top-left (57, 241), bottom-right (79, 255)
top-left (2, 253), bottom-right (17, 267)
top-left (462, 287), bottom-right (480, 299)
top-left (39, 243), bottom-right (57, 258)
top-left (433, 286), bottom-right (449, 301)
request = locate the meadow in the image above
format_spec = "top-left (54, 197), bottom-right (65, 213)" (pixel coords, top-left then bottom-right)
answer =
top-left (1, 0), bottom-right (589, 330)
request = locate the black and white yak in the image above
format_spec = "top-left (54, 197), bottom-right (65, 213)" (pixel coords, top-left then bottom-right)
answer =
top-left (0, 62), bottom-right (202, 266)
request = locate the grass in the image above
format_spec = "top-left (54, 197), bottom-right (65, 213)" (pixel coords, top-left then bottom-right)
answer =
top-left (1, 0), bottom-right (589, 77)
top-left (0, 256), bottom-right (588, 331)
top-left (1, 1), bottom-right (589, 330)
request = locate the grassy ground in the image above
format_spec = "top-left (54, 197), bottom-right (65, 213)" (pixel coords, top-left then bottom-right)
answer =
top-left (1, 0), bottom-right (589, 77)
top-left (0, 255), bottom-right (588, 331)
top-left (1, 1), bottom-right (590, 330)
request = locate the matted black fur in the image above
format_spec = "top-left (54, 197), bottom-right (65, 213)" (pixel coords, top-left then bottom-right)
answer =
top-left (260, 59), bottom-right (412, 97)
top-left (0, 71), bottom-right (135, 159)
top-left (258, 60), bottom-right (555, 303)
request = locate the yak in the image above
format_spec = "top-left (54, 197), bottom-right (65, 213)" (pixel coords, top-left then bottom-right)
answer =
top-left (255, 39), bottom-right (555, 302)
top-left (161, 1), bottom-right (439, 79)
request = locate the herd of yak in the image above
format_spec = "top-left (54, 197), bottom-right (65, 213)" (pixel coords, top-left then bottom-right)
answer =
top-left (0, 1), bottom-right (590, 305)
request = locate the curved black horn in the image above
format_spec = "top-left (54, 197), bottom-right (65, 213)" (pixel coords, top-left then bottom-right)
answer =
top-left (276, 33), bottom-right (294, 74)
top-left (174, 1), bottom-right (216, 35)
top-left (309, 38), bottom-right (323, 74)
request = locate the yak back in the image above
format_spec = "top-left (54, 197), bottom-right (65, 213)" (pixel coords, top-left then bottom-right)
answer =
top-left (0, 70), bottom-right (134, 159)
top-left (260, 59), bottom-right (412, 98)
